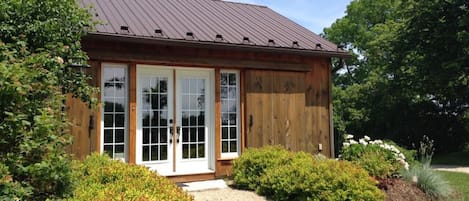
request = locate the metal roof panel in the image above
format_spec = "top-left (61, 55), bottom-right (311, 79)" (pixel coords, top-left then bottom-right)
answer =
top-left (79, 0), bottom-right (348, 55)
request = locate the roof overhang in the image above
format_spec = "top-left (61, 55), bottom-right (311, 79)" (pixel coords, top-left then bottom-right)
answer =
top-left (85, 32), bottom-right (352, 59)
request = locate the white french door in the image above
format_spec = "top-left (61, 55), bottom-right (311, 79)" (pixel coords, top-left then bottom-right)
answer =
top-left (136, 66), bottom-right (214, 175)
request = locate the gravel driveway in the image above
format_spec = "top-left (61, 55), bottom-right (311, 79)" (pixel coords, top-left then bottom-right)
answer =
top-left (189, 188), bottom-right (270, 201)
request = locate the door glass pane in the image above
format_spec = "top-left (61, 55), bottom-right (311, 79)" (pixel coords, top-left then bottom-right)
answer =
top-left (181, 78), bottom-right (207, 159)
top-left (140, 75), bottom-right (169, 162)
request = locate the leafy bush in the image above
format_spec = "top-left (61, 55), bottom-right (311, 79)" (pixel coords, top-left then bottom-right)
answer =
top-left (258, 152), bottom-right (385, 201)
top-left (233, 146), bottom-right (384, 201)
top-left (340, 135), bottom-right (409, 178)
top-left (0, 0), bottom-right (97, 200)
top-left (0, 53), bottom-right (77, 200)
top-left (232, 146), bottom-right (291, 190)
top-left (401, 164), bottom-right (452, 199)
top-left (69, 154), bottom-right (192, 201)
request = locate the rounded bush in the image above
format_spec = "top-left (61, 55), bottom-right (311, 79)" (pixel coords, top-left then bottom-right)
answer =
top-left (340, 135), bottom-right (410, 178)
top-left (232, 146), bottom-right (291, 190)
top-left (259, 155), bottom-right (385, 201)
top-left (69, 154), bottom-right (192, 201)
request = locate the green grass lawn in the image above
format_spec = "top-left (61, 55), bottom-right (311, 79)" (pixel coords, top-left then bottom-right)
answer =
top-left (432, 150), bottom-right (469, 166)
top-left (438, 171), bottom-right (469, 201)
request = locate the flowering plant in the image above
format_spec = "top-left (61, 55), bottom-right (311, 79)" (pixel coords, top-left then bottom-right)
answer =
top-left (340, 134), bottom-right (409, 178)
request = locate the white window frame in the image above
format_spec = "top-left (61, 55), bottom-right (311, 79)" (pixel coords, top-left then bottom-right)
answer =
top-left (220, 70), bottom-right (240, 159)
top-left (101, 63), bottom-right (128, 162)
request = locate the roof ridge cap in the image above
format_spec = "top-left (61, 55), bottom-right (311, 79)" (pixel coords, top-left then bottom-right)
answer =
top-left (211, 0), bottom-right (268, 8)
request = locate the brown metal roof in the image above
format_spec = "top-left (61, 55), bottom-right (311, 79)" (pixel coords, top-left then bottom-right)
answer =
top-left (79, 0), bottom-right (349, 57)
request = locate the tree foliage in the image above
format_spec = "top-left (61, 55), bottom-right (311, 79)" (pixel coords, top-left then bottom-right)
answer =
top-left (0, 0), bottom-right (95, 199)
top-left (324, 0), bottom-right (468, 152)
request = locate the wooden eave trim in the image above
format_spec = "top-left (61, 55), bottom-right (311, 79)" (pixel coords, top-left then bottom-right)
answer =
top-left (85, 49), bottom-right (313, 72)
top-left (85, 33), bottom-right (352, 59)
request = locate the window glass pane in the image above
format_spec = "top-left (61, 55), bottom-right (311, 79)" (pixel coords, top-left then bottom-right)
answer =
top-left (104, 129), bottom-right (113, 143)
top-left (228, 73), bottom-right (236, 85)
top-left (160, 128), bottom-right (168, 143)
top-left (143, 128), bottom-right (150, 144)
top-left (115, 129), bottom-right (124, 143)
top-left (115, 145), bottom-right (125, 159)
top-left (221, 87), bottom-right (228, 99)
top-left (182, 144), bottom-right (189, 159)
top-left (104, 100), bottom-right (114, 112)
top-left (220, 72), bottom-right (240, 155)
top-left (141, 78), bottom-right (151, 94)
top-left (104, 114), bottom-right (113, 127)
top-left (160, 94), bottom-right (168, 109)
top-left (151, 129), bottom-right (159, 143)
top-left (160, 145), bottom-right (167, 160)
top-left (229, 141), bottom-right (237, 152)
top-left (222, 113), bottom-right (229, 126)
top-left (229, 127), bottom-right (237, 139)
top-left (221, 74), bottom-right (228, 85)
top-left (102, 66), bottom-right (127, 160)
top-left (222, 127), bottom-right (228, 139)
top-left (151, 145), bottom-right (159, 161)
top-left (151, 94), bottom-right (159, 109)
top-left (104, 145), bottom-right (113, 158)
top-left (228, 86), bottom-right (237, 99)
top-left (159, 79), bottom-right (167, 93)
top-left (115, 84), bottom-right (125, 97)
top-left (229, 113), bottom-right (237, 125)
top-left (190, 144), bottom-right (197, 158)
top-left (222, 141), bottom-right (228, 152)
top-left (198, 144), bottom-right (205, 158)
top-left (115, 98), bottom-right (125, 112)
top-left (115, 114), bottom-right (125, 127)
top-left (151, 77), bottom-right (160, 93)
top-left (198, 127), bottom-right (205, 142)
top-left (142, 111), bottom-right (150, 127)
top-left (182, 128), bottom-right (189, 142)
top-left (190, 128), bottom-right (197, 142)
top-left (142, 146), bottom-right (149, 161)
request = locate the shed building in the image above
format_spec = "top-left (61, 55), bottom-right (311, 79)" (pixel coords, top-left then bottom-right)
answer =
top-left (69, 0), bottom-right (350, 182)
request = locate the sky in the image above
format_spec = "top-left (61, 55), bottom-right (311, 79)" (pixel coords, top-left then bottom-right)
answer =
top-left (227, 0), bottom-right (351, 34)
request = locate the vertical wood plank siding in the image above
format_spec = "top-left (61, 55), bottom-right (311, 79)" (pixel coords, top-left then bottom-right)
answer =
top-left (66, 61), bottom-right (101, 159)
top-left (245, 57), bottom-right (331, 156)
top-left (128, 63), bottom-right (137, 163)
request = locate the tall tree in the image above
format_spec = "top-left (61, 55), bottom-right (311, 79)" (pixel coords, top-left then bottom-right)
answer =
top-left (324, 0), bottom-right (468, 152)
top-left (0, 0), bottom-right (96, 199)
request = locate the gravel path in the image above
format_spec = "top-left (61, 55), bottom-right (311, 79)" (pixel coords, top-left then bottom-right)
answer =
top-left (432, 165), bottom-right (469, 174)
top-left (189, 188), bottom-right (271, 201)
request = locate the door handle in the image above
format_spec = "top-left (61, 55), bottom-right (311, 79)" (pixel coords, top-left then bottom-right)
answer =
top-left (169, 126), bottom-right (173, 144)
top-left (176, 126), bottom-right (181, 143)
top-left (169, 126), bottom-right (181, 144)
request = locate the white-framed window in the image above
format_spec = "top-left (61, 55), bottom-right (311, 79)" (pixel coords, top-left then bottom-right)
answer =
top-left (220, 70), bottom-right (240, 158)
top-left (101, 63), bottom-right (128, 161)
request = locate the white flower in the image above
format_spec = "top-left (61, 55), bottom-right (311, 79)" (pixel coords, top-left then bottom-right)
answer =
top-left (364, 135), bottom-right (371, 141)
top-left (359, 139), bottom-right (368, 145)
top-left (55, 56), bottom-right (64, 64)
top-left (345, 134), bottom-right (354, 139)
top-left (342, 142), bottom-right (350, 148)
top-left (349, 139), bottom-right (358, 144)
top-left (374, 140), bottom-right (383, 144)
top-left (399, 153), bottom-right (406, 159)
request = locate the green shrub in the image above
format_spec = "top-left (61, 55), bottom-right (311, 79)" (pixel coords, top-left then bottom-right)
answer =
top-left (259, 152), bottom-right (385, 201)
top-left (232, 146), bottom-right (291, 190)
top-left (69, 154), bottom-right (192, 201)
top-left (340, 135), bottom-right (409, 178)
top-left (401, 164), bottom-right (452, 199)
